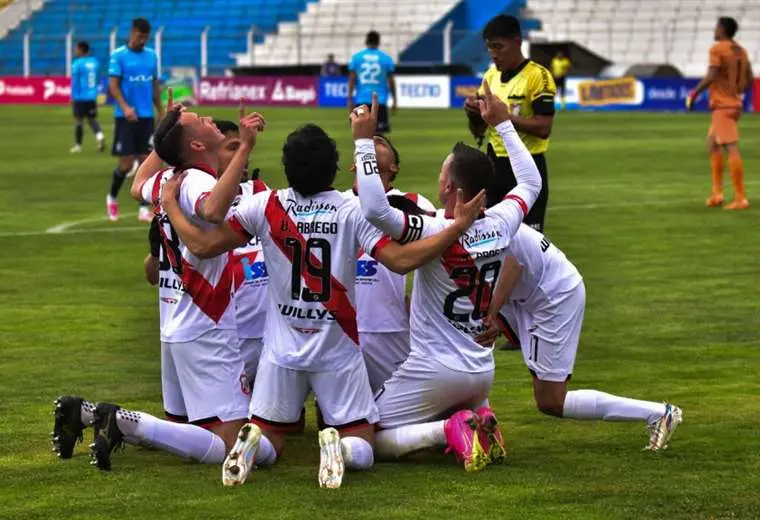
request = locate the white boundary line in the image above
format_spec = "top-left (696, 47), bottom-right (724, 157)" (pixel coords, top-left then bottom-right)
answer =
top-left (46, 216), bottom-right (108, 234)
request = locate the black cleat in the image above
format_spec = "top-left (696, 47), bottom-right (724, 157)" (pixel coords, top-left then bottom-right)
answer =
top-left (51, 396), bottom-right (86, 459)
top-left (89, 402), bottom-right (124, 471)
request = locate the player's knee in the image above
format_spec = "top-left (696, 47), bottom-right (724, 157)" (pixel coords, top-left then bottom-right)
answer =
top-left (535, 396), bottom-right (564, 417)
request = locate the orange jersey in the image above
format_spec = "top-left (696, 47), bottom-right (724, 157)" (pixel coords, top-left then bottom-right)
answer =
top-left (708, 40), bottom-right (751, 109)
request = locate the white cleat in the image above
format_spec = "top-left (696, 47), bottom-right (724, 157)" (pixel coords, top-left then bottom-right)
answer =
top-left (222, 423), bottom-right (262, 486)
top-left (69, 145), bottom-right (82, 153)
top-left (644, 403), bottom-right (683, 451)
top-left (318, 427), bottom-right (344, 489)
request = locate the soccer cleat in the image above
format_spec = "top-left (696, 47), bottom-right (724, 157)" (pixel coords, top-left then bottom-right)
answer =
top-left (644, 403), bottom-right (683, 451)
top-left (443, 409), bottom-right (488, 472)
top-left (705, 193), bottom-right (724, 207)
top-left (475, 406), bottom-right (507, 465)
top-left (724, 198), bottom-right (749, 210)
top-left (137, 206), bottom-right (153, 223)
top-left (97, 137), bottom-right (105, 153)
top-left (51, 396), bottom-right (86, 459)
top-left (89, 402), bottom-right (124, 471)
top-left (222, 423), bottom-right (262, 486)
top-left (106, 195), bottom-right (120, 221)
top-left (318, 427), bottom-right (344, 489)
top-left (69, 145), bottom-right (82, 153)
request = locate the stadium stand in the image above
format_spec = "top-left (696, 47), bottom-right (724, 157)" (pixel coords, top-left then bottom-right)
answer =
top-left (0, 0), bottom-right (312, 75)
top-left (238, 0), bottom-right (460, 67)
top-left (527, 0), bottom-right (760, 76)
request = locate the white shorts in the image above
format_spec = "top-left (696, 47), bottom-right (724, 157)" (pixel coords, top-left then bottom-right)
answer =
top-left (249, 350), bottom-right (379, 432)
top-left (238, 337), bottom-right (264, 395)
top-left (375, 353), bottom-right (494, 429)
top-left (360, 330), bottom-right (410, 392)
top-left (161, 329), bottom-right (250, 425)
top-left (502, 282), bottom-right (585, 383)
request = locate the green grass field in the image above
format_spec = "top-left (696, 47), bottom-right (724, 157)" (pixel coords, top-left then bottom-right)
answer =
top-left (1, 106), bottom-right (759, 520)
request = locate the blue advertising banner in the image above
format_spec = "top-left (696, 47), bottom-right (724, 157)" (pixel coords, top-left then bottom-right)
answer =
top-left (450, 76), bottom-right (481, 108)
top-left (319, 76), bottom-right (349, 107)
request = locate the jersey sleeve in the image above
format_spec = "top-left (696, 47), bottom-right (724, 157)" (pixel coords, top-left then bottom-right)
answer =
top-left (530, 67), bottom-right (557, 116)
top-left (178, 171), bottom-right (216, 220)
top-left (415, 194), bottom-right (437, 213)
top-left (227, 191), bottom-right (268, 241)
top-left (385, 53), bottom-right (396, 73)
top-left (108, 51), bottom-right (122, 78)
top-left (140, 171), bottom-right (164, 206)
top-left (477, 66), bottom-right (496, 96)
top-left (348, 53), bottom-right (358, 72)
top-left (709, 44), bottom-right (722, 68)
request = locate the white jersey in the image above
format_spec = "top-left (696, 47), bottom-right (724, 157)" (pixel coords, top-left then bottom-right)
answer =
top-left (140, 166), bottom-right (236, 343)
top-left (346, 188), bottom-right (436, 333)
top-left (228, 188), bottom-right (389, 372)
top-left (500, 224), bottom-right (583, 312)
top-left (230, 179), bottom-right (270, 340)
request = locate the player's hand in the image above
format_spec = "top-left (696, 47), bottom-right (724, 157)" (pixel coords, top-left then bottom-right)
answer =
top-left (347, 102), bottom-right (355, 113)
top-left (124, 106), bottom-right (138, 122)
top-left (350, 92), bottom-right (378, 140)
top-left (391, 102), bottom-right (397, 115)
top-left (464, 95), bottom-right (481, 115)
top-left (685, 90), bottom-right (696, 111)
top-left (474, 316), bottom-right (500, 348)
top-left (478, 82), bottom-right (511, 127)
top-left (452, 188), bottom-right (486, 232)
top-left (238, 100), bottom-right (266, 150)
top-left (161, 171), bottom-right (188, 206)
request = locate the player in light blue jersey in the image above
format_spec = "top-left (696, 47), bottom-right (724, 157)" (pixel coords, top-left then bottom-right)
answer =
top-left (107, 18), bottom-right (163, 222)
top-left (70, 41), bottom-right (105, 153)
top-left (348, 31), bottom-right (397, 134)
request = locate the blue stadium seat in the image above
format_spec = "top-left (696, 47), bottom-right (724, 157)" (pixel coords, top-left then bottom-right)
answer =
top-left (0, 0), bottom-right (313, 75)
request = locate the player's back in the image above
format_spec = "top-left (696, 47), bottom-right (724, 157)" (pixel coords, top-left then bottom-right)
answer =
top-left (350, 48), bottom-right (394, 104)
top-left (709, 40), bottom-right (750, 109)
top-left (146, 168), bottom-right (236, 342)
top-left (504, 224), bottom-right (582, 312)
top-left (72, 56), bottom-right (99, 101)
top-left (409, 214), bottom-right (510, 373)
top-left (233, 187), bottom-right (386, 371)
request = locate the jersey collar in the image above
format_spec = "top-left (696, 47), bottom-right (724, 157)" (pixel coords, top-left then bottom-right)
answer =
top-left (180, 163), bottom-right (217, 178)
top-left (500, 59), bottom-right (530, 84)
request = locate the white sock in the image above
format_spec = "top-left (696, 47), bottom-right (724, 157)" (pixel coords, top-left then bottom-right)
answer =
top-left (375, 421), bottom-right (446, 459)
top-left (96, 132), bottom-right (104, 141)
top-left (80, 400), bottom-right (95, 425)
top-left (340, 436), bottom-right (374, 470)
top-left (115, 409), bottom-right (226, 463)
top-left (255, 433), bottom-right (277, 466)
top-left (563, 390), bottom-right (667, 424)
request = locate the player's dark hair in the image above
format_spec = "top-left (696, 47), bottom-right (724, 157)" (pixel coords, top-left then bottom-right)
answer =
top-left (153, 108), bottom-right (185, 167)
top-left (483, 15), bottom-right (522, 40)
top-left (374, 134), bottom-right (400, 166)
top-left (449, 142), bottom-right (494, 200)
top-left (214, 120), bottom-right (239, 135)
top-left (132, 18), bottom-right (151, 33)
top-left (366, 31), bottom-right (380, 47)
top-left (282, 124), bottom-right (339, 196)
top-left (76, 41), bottom-right (90, 54)
top-left (387, 195), bottom-right (432, 216)
top-left (718, 17), bottom-right (738, 38)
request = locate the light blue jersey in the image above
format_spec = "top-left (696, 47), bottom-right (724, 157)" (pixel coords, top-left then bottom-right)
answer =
top-left (108, 45), bottom-right (158, 118)
top-left (349, 48), bottom-right (395, 105)
top-left (71, 56), bottom-right (100, 101)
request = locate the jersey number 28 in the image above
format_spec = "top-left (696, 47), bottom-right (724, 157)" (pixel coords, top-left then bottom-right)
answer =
top-left (443, 261), bottom-right (501, 322)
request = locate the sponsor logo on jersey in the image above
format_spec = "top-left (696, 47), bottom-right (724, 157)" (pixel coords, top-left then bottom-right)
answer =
top-left (242, 259), bottom-right (268, 281)
top-left (462, 228), bottom-right (503, 248)
top-left (278, 304), bottom-right (337, 321)
top-left (285, 198), bottom-right (338, 217)
top-left (356, 259), bottom-right (378, 277)
top-left (126, 74), bottom-right (154, 83)
top-left (159, 277), bottom-right (187, 292)
top-left (160, 297), bottom-right (178, 304)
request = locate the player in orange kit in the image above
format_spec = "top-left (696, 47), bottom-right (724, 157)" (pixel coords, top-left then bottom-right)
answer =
top-left (687, 16), bottom-right (753, 210)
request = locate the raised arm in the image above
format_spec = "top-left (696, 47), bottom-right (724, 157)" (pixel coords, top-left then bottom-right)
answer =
top-left (161, 173), bottom-right (247, 258)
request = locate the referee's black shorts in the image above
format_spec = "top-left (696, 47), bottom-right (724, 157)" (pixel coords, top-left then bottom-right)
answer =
top-left (486, 144), bottom-right (549, 233)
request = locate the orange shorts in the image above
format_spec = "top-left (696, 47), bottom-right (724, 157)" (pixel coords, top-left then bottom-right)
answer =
top-left (708, 108), bottom-right (741, 145)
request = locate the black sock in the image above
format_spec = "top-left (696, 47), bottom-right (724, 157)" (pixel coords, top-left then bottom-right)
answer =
top-left (109, 167), bottom-right (130, 198)
top-left (75, 123), bottom-right (83, 145)
top-left (87, 117), bottom-right (102, 135)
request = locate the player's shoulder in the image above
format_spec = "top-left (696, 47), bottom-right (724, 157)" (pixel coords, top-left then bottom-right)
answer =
top-left (525, 60), bottom-right (552, 78)
top-left (525, 61), bottom-right (555, 91)
top-left (482, 64), bottom-right (499, 81)
top-left (111, 45), bottom-right (129, 58)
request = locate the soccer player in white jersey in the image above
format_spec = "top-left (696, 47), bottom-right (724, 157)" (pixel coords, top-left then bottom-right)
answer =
top-left (347, 135), bottom-right (436, 391)
top-left (51, 101), bottom-right (267, 471)
top-left (350, 90), bottom-right (541, 471)
top-left (486, 229), bottom-right (682, 451)
top-left (159, 122), bottom-right (486, 488)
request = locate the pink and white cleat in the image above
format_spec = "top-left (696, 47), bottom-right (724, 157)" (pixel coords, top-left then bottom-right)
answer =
top-left (475, 406), bottom-right (507, 464)
top-left (443, 409), bottom-right (488, 472)
top-left (106, 195), bottom-right (120, 221)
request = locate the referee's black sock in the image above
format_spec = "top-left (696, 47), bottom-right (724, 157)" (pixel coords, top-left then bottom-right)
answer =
top-left (109, 166), bottom-right (130, 199)
top-left (74, 123), bottom-right (83, 146)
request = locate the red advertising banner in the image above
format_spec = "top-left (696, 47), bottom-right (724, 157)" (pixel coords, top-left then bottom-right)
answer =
top-left (754, 78), bottom-right (760, 113)
top-left (0, 76), bottom-right (71, 104)
top-left (198, 76), bottom-right (318, 106)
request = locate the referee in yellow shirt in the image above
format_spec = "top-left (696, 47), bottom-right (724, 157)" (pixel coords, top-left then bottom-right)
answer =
top-left (465, 15), bottom-right (556, 232)
top-left (551, 50), bottom-right (571, 111)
